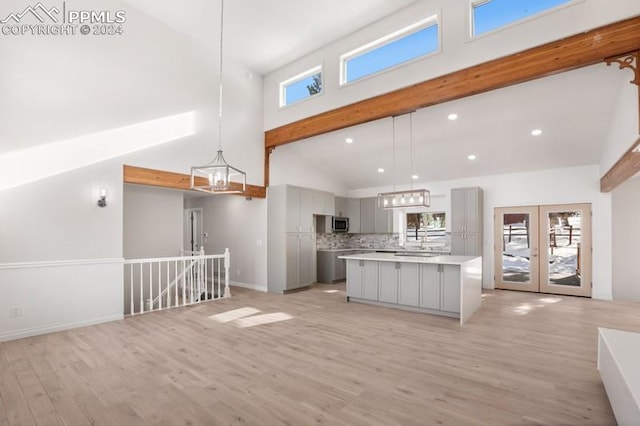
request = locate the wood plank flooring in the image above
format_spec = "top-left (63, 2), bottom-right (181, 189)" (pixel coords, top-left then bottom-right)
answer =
top-left (1, 285), bottom-right (639, 425)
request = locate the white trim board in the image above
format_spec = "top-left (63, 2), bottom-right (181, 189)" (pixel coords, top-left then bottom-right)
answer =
top-left (0, 314), bottom-right (124, 342)
top-left (230, 281), bottom-right (268, 293)
top-left (0, 258), bottom-right (124, 270)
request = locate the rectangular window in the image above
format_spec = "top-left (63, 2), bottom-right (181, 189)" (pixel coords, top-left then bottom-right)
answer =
top-left (472, 0), bottom-right (573, 37)
top-left (279, 66), bottom-right (323, 107)
top-left (406, 212), bottom-right (447, 244)
top-left (341, 16), bottom-right (439, 85)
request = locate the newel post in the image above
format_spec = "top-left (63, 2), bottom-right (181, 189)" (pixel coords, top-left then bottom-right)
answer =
top-left (224, 248), bottom-right (231, 298)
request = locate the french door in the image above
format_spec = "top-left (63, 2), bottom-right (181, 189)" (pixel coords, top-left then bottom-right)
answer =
top-left (494, 203), bottom-right (592, 297)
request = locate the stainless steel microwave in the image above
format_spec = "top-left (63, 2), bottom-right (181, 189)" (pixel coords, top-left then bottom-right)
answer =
top-left (332, 217), bottom-right (349, 233)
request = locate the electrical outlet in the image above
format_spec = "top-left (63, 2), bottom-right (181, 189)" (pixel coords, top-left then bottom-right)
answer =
top-left (10, 306), bottom-right (21, 317)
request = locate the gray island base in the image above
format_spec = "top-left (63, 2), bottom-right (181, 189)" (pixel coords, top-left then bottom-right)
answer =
top-left (339, 253), bottom-right (483, 325)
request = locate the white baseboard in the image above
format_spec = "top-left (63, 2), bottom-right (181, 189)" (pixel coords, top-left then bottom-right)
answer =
top-left (0, 314), bottom-right (124, 342)
top-left (230, 281), bottom-right (267, 293)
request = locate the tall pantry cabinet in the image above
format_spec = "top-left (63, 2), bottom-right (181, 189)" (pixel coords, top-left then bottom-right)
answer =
top-left (450, 187), bottom-right (483, 256)
top-left (268, 185), bottom-right (334, 293)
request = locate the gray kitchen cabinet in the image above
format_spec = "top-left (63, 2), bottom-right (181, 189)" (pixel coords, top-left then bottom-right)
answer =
top-left (268, 185), bottom-right (319, 293)
top-left (360, 197), bottom-right (392, 234)
top-left (398, 263), bottom-right (420, 307)
top-left (441, 265), bottom-right (461, 313)
top-left (418, 264), bottom-right (460, 313)
top-left (374, 202), bottom-right (393, 233)
top-left (450, 187), bottom-right (483, 256)
top-left (313, 190), bottom-right (335, 216)
top-left (335, 197), bottom-right (348, 218)
top-left (346, 260), bottom-right (364, 298)
top-left (347, 198), bottom-right (361, 233)
top-left (378, 262), bottom-right (399, 303)
top-left (360, 198), bottom-right (376, 233)
top-left (347, 259), bottom-right (379, 300)
top-left (419, 264), bottom-right (440, 310)
top-left (317, 250), bottom-right (348, 283)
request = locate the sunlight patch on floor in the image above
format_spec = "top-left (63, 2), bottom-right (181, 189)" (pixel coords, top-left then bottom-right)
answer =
top-left (513, 303), bottom-right (546, 315)
top-left (324, 290), bottom-right (340, 293)
top-left (234, 313), bottom-right (293, 328)
top-left (208, 307), bottom-right (261, 323)
top-left (539, 297), bottom-right (562, 304)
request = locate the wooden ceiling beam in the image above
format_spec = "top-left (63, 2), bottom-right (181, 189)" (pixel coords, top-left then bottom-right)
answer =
top-left (265, 16), bottom-right (640, 149)
top-left (123, 165), bottom-right (267, 198)
top-left (600, 137), bottom-right (640, 192)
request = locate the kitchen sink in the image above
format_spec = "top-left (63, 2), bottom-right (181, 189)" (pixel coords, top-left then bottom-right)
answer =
top-left (394, 253), bottom-right (439, 258)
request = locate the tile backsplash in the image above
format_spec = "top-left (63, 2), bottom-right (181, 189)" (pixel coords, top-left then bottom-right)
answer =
top-left (316, 233), bottom-right (400, 250)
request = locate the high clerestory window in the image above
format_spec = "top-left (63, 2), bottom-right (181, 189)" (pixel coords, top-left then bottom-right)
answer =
top-left (471, 0), bottom-right (574, 37)
top-left (340, 16), bottom-right (439, 85)
top-left (279, 65), bottom-right (323, 107)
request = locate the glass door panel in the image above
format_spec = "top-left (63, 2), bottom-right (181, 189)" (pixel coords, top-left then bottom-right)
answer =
top-left (494, 206), bottom-right (539, 292)
top-left (539, 204), bottom-right (591, 297)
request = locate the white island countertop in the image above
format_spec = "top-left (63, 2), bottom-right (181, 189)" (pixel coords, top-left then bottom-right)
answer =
top-left (339, 252), bottom-right (479, 266)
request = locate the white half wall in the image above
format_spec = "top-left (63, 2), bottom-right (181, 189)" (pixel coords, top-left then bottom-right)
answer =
top-left (348, 165), bottom-right (612, 300)
top-left (612, 175), bottom-right (640, 300)
top-left (123, 184), bottom-right (184, 259)
top-left (186, 195), bottom-right (268, 292)
top-left (0, 260), bottom-right (123, 342)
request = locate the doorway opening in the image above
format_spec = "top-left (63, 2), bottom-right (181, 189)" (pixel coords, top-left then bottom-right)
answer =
top-left (184, 207), bottom-right (204, 253)
top-left (494, 203), bottom-right (592, 297)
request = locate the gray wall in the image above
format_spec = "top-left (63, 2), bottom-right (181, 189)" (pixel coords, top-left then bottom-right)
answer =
top-left (612, 174), bottom-right (640, 300)
top-left (123, 184), bottom-right (184, 259)
top-left (186, 195), bottom-right (268, 291)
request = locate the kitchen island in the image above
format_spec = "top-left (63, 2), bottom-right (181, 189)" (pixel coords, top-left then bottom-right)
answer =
top-left (338, 252), bottom-right (482, 324)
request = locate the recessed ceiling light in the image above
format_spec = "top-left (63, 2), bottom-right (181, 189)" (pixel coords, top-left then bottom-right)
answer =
top-left (467, 154), bottom-right (477, 161)
top-left (377, 168), bottom-right (385, 173)
top-left (531, 129), bottom-right (543, 136)
top-left (448, 113), bottom-right (458, 121)
top-left (345, 137), bottom-right (354, 144)
top-left (411, 174), bottom-right (419, 180)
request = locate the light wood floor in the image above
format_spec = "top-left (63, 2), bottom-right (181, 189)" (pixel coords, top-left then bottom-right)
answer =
top-left (2, 285), bottom-right (640, 425)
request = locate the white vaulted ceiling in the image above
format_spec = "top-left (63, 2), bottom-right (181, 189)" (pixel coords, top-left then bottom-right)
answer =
top-left (122, 0), bottom-right (418, 74)
top-left (272, 64), bottom-right (631, 190)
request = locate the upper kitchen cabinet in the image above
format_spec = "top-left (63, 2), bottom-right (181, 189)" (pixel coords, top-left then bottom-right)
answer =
top-left (335, 197), bottom-right (348, 218)
top-left (347, 198), bottom-right (361, 233)
top-left (313, 190), bottom-right (335, 216)
top-left (450, 187), bottom-right (483, 256)
top-left (360, 197), bottom-right (393, 234)
top-left (282, 186), bottom-right (315, 233)
top-left (451, 187), bottom-right (482, 234)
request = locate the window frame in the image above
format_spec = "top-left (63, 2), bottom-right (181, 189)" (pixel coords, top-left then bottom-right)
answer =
top-left (403, 211), bottom-right (447, 248)
top-left (278, 65), bottom-right (324, 108)
top-left (339, 15), bottom-right (441, 86)
top-left (468, 0), bottom-right (582, 39)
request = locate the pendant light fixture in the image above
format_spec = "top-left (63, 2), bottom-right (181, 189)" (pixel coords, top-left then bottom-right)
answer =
top-left (191, 0), bottom-right (246, 194)
top-left (377, 113), bottom-right (430, 209)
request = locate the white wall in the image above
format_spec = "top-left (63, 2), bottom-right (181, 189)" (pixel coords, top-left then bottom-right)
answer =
top-left (186, 196), bottom-right (268, 292)
top-left (264, 0), bottom-right (640, 130)
top-left (0, 0), bottom-right (265, 340)
top-left (599, 76), bottom-right (640, 175)
top-left (612, 174), bottom-right (640, 300)
top-left (348, 165), bottom-right (612, 299)
top-left (0, 161), bottom-right (124, 341)
top-left (123, 184), bottom-right (184, 259)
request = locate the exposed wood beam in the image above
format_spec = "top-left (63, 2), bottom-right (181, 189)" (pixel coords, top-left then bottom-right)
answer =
top-left (123, 165), bottom-right (267, 198)
top-left (265, 16), bottom-right (640, 148)
top-left (600, 137), bottom-right (640, 192)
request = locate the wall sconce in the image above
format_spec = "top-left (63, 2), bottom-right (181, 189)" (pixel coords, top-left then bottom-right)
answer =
top-left (97, 188), bottom-right (107, 207)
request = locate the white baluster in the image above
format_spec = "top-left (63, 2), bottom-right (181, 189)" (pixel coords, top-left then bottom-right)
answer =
top-left (224, 248), bottom-right (231, 298)
top-left (182, 259), bottom-right (186, 306)
top-left (129, 265), bottom-right (133, 315)
top-left (139, 264), bottom-right (144, 314)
